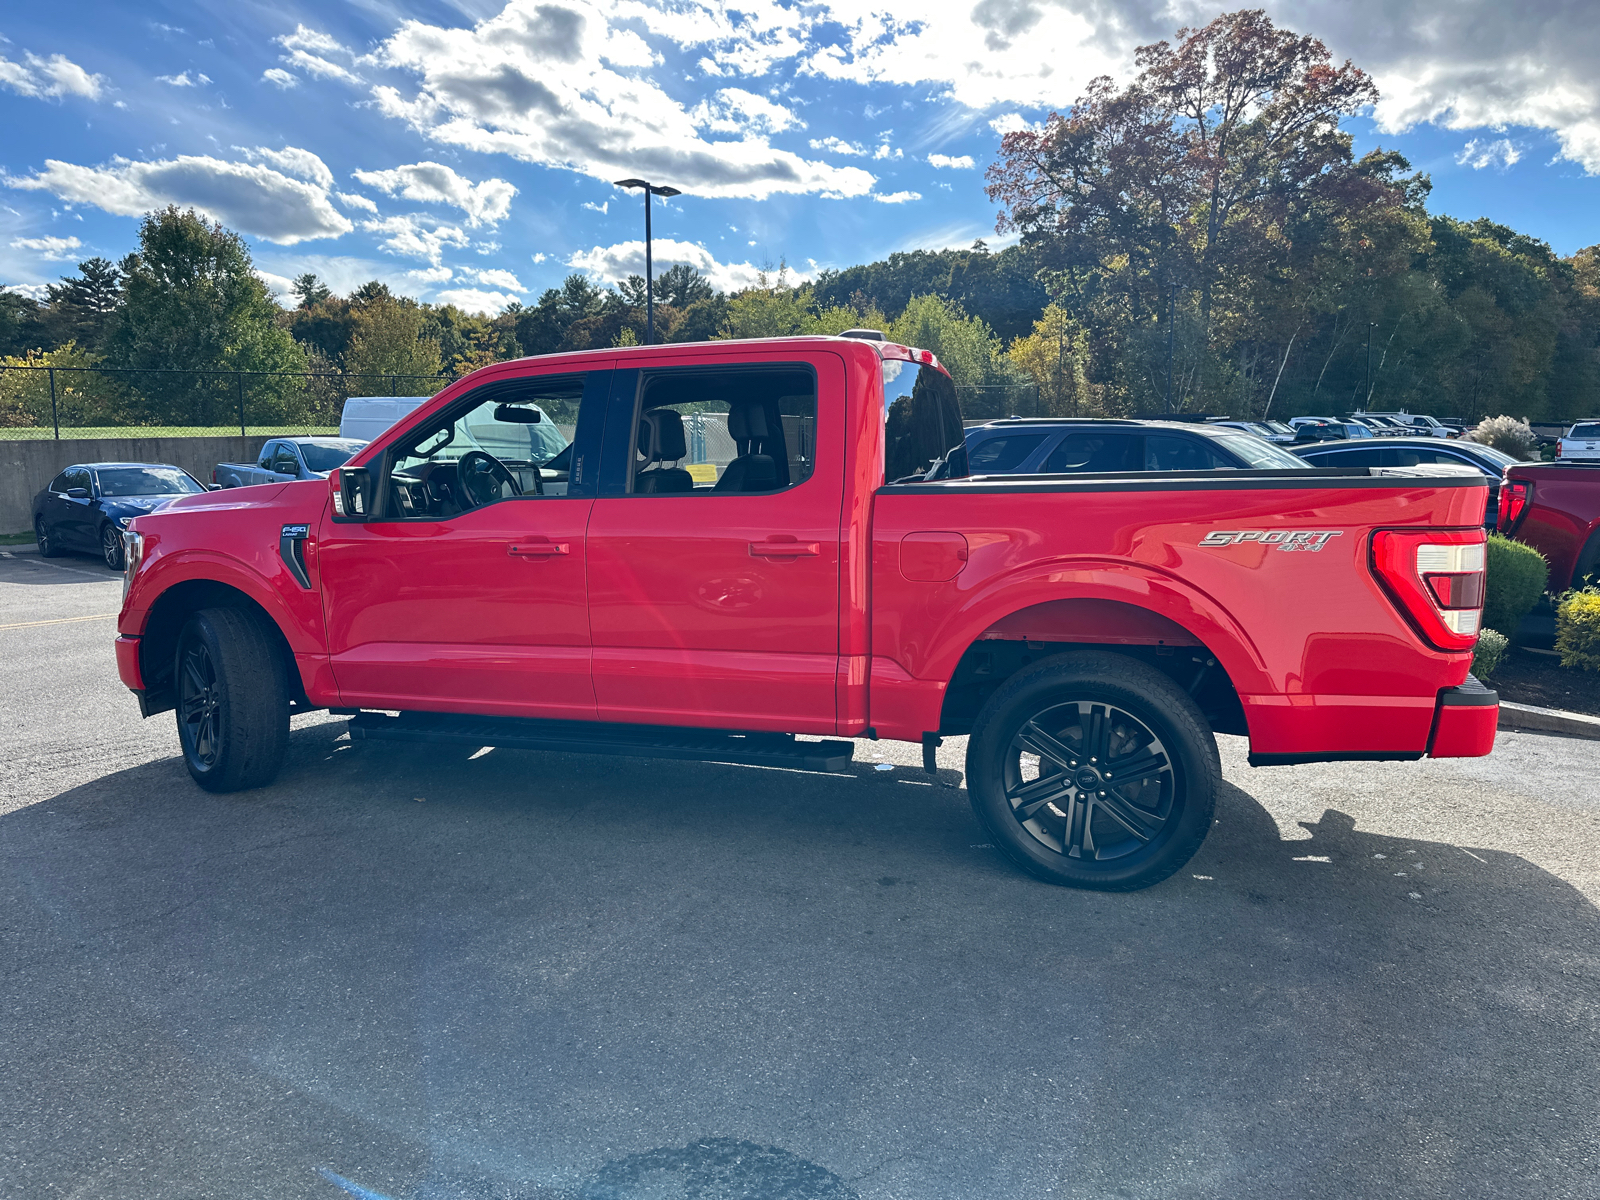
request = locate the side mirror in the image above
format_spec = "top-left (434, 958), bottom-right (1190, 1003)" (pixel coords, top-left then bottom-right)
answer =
top-left (335, 466), bottom-right (374, 518)
top-left (66, 487), bottom-right (91, 499)
top-left (208, 483), bottom-right (224, 491)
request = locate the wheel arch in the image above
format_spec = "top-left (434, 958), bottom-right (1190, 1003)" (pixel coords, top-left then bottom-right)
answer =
top-left (936, 595), bottom-right (1253, 740)
top-left (137, 579), bottom-right (306, 716)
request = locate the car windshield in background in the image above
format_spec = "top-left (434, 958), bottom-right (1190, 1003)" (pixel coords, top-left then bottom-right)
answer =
top-left (1570, 424), bottom-right (1600, 439)
top-left (1210, 435), bottom-right (1307, 469)
top-left (882, 359), bottom-right (966, 482)
top-left (96, 468), bottom-right (203, 496)
top-left (299, 443), bottom-right (364, 472)
top-left (1464, 444), bottom-right (1520, 468)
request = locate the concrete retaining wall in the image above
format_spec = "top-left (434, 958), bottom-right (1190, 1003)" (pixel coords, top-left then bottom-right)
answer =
top-left (1, 436), bottom-right (269, 534)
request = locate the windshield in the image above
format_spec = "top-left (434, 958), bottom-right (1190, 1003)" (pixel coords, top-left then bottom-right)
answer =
top-left (1464, 444), bottom-right (1519, 468)
top-left (96, 467), bottom-right (203, 497)
top-left (881, 358), bottom-right (966, 482)
top-left (300, 442), bottom-right (366, 472)
top-left (1212, 434), bottom-right (1308, 469)
top-left (1264, 421), bottom-right (1295, 435)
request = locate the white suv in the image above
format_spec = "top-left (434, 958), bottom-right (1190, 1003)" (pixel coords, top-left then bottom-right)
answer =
top-left (1360, 411), bottom-right (1451, 437)
top-left (1558, 421), bottom-right (1600, 462)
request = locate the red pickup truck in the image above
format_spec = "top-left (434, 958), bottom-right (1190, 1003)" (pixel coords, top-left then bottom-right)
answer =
top-left (115, 336), bottom-right (1497, 891)
top-left (1498, 462), bottom-right (1600, 590)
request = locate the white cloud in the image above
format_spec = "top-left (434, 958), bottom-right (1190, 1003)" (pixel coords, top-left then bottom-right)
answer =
top-left (336, 191), bottom-right (379, 212)
top-left (274, 24), bottom-right (363, 86)
top-left (262, 68), bottom-right (298, 89)
top-left (156, 71), bottom-right (210, 87)
top-left (872, 144), bottom-right (903, 160)
top-left (277, 25), bottom-right (349, 56)
top-left (989, 113), bottom-right (1031, 136)
top-left (0, 50), bottom-right (107, 102)
top-left (927, 153), bottom-right (974, 169)
top-left (1456, 138), bottom-right (1522, 170)
top-left (351, 161), bottom-right (515, 227)
top-left (255, 269), bottom-right (298, 304)
top-left (238, 145), bottom-right (335, 190)
top-left (367, 0), bottom-right (874, 200)
top-left (10, 234), bottom-right (83, 260)
top-left (582, 200), bottom-right (608, 213)
top-left (434, 287), bottom-right (520, 313)
top-left (531, 252), bottom-right (547, 263)
top-left (361, 213), bottom-right (470, 264)
top-left (809, 136), bottom-right (864, 155)
top-left (6, 153), bottom-right (354, 245)
top-left (249, 253), bottom-right (455, 297)
top-left (475, 267), bottom-right (525, 291)
top-left (873, 190), bottom-right (921, 203)
top-left (2, 282), bottom-right (51, 301)
top-left (690, 87), bottom-right (804, 135)
top-left (568, 237), bottom-right (807, 292)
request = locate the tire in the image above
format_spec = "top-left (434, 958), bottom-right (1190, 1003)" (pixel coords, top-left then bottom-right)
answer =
top-left (34, 517), bottom-right (61, 558)
top-left (965, 650), bottom-right (1219, 891)
top-left (173, 607), bottom-right (290, 793)
top-left (100, 523), bottom-right (125, 571)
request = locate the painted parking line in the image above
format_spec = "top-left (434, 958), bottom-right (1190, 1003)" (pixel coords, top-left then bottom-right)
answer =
top-left (3, 558), bottom-right (120, 581)
top-left (0, 613), bottom-right (119, 631)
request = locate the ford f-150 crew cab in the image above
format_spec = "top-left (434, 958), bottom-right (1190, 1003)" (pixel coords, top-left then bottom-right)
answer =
top-left (114, 336), bottom-right (1499, 891)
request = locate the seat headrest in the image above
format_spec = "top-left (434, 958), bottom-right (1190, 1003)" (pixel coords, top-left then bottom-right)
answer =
top-left (728, 403), bottom-right (769, 441)
top-left (638, 408), bottom-right (687, 463)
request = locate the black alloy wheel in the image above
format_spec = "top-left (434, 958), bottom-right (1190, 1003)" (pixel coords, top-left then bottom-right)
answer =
top-left (35, 517), bottom-right (60, 558)
top-left (966, 650), bottom-right (1218, 891)
top-left (178, 637), bottom-right (222, 770)
top-left (101, 523), bottom-right (125, 571)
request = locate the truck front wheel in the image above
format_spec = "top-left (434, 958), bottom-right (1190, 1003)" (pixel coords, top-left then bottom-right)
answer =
top-left (965, 651), bottom-right (1218, 891)
top-left (174, 607), bottom-right (290, 792)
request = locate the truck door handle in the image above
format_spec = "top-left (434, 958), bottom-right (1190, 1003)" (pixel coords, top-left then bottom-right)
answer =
top-left (508, 540), bottom-right (569, 557)
top-left (749, 538), bottom-right (820, 558)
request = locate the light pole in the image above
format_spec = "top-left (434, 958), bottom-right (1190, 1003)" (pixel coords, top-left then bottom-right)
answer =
top-left (613, 178), bottom-right (681, 345)
top-left (1365, 321), bottom-right (1377, 407)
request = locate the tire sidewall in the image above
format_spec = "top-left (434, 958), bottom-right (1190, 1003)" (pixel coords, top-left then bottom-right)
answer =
top-left (968, 655), bottom-right (1217, 890)
top-left (101, 523), bottom-right (124, 570)
top-left (34, 518), bottom-right (53, 557)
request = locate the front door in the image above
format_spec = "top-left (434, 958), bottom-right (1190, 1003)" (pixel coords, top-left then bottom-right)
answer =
top-left (316, 367), bottom-right (609, 720)
top-left (585, 352), bottom-right (845, 734)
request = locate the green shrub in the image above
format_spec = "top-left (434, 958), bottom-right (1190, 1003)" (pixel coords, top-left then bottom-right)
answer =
top-left (1471, 628), bottom-right (1508, 678)
top-left (1483, 534), bottom-right (1548, 635)
top-left (1555, 588), bottom-right (1600, 671)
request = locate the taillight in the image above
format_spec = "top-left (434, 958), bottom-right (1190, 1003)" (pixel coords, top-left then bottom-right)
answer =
top-left (1371, 530), bottom-right (1486, 650)
top-left (1497, 478), bottom-right (1531, 532)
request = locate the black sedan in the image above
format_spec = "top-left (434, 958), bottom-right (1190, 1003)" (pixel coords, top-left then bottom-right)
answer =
top-left (33, 462), bottom-right (207, 569)
top-left (1291, 437), bottom-right (1519, 528)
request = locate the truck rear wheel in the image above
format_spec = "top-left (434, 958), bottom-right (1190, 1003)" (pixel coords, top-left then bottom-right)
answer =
top-left (965, 650), bottom-right (1218, 891)
top-left (174, 607), bottom-right (290, 793)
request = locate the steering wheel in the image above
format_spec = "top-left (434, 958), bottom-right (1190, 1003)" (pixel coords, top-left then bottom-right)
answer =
top-left (457, 450), bottom-right (522, 508)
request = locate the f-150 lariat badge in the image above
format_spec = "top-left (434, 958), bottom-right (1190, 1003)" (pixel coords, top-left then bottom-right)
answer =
top-left (1200, 530), bottom-right (1342, 551)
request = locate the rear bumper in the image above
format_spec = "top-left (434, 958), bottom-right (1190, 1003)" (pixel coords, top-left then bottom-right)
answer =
top-left (1244, 677), bottom-right (1498, 765)
top-left (1428, 676), bottom-right (1498, 758)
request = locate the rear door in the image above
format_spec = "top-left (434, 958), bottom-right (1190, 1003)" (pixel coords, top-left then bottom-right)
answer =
top-left (60, 467), bottom-right (98, 547)
top-left (585, 350), bottom-right (845, 733)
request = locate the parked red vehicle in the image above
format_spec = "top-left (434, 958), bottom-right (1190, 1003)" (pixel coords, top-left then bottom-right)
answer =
top-left (1498, 462), bottom-right (1600, 589)
top-left (114, 336), bottom-right (1497, 891)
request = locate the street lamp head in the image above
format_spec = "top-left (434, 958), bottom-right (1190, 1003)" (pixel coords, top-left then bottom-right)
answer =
top-left (613, 178), bottom-right (649, 189)
top-left (651, 185), bottom-right (682, 198)
top-left (613, 178), bottom-right (681, 198)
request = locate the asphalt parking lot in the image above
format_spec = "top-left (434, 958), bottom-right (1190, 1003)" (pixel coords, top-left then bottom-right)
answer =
top-left (2, 545), bottom-right (1597, 1200)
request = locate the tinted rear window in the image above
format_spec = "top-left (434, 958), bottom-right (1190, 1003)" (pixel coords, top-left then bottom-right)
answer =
top-left (968, 433), bottom-right (1046, 473)
top-left (882, 359), bottom-right (966, 482)
top-left (1570, 424), bottom-right (1600, 440)
top-left (1044, 433), bottom-right (1140, 473)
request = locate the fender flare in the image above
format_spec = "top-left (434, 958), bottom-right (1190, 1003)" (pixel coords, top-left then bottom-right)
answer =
top-left (124, 549), bottom-right (315, 655)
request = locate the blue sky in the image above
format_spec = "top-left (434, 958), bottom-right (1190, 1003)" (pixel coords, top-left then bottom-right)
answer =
top-left (3, 0), bottom-right (1597, 314)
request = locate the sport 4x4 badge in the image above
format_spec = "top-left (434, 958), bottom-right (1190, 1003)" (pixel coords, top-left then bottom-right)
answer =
top-left (1200, 530), bottom-right (1342, 551)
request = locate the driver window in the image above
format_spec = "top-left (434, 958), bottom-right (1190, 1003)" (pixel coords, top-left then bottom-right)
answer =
top-left (384, 377), bottom-right (581, 519)
top-left (257, 442), bottom-right (278, 470)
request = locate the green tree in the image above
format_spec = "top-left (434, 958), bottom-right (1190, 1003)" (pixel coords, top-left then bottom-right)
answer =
top-left (0, 290), bottom-right (44, 357)
top-left (344, 293), bottom-right (443, 394)
top-left (292, 273), bottom-right (332, 308)
top-left (42, 257), bottom-right (123, 351)
top-left (109, 206), bottom-right (307, 424)
top-left (888, 294), bottom-right (1011, 389)
top-left (1008, 304), bottom-right (1095, 415)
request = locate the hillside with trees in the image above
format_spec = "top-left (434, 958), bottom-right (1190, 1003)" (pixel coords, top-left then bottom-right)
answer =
top-left (3, 10), bottom-right (1597, 430)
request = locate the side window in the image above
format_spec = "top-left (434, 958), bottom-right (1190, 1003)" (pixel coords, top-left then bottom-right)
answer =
top-left (383, 375), bottom-right (582, 519)
top-left (1043, 433), bottom-right (1140, 474)
top-left (881, 360), bottom-right (966, 483)
top-left (272, 445), bottom-right (301, 474)
top-left (66, 467), bottom-right (93, 493)
top-left (626, 365), bottom-right (816, 495)
top-left (1145, 435), bottom-right (1229, 471)
top-left (256, 441), bottom-right (278, 469)
top-left (49, 471), bottom-right (71, 493)
top-left (1329, 448), bottom-right (1386, 468)
top-left (968, 433), bottom-right (1046, 473)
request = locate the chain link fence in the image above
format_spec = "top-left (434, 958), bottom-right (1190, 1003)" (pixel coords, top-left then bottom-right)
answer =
top-left (954, 384), bottom-right (1045, 422)
top-left (0, 365), bottom-right (453, 440)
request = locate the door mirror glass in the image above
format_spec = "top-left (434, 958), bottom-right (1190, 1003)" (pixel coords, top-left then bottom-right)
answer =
top-left (338, 467), bottom-right (374, 518)
top-left (65, 487), bottom-right (91, 499)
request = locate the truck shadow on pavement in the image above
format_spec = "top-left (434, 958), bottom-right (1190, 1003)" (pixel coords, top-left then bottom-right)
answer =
top-left (3, 719), bottom-right (1597, 1200)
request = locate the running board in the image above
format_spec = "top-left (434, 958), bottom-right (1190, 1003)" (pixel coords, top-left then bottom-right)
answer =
top-left (346, 710), bottom-right (856, 773)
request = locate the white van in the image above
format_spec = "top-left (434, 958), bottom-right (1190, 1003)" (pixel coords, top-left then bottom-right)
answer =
top-left (339, 396), bottom-right (433, 442)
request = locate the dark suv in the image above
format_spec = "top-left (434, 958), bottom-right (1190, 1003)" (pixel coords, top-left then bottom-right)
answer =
top-left (963, 418), bottom-right (1309, 476)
